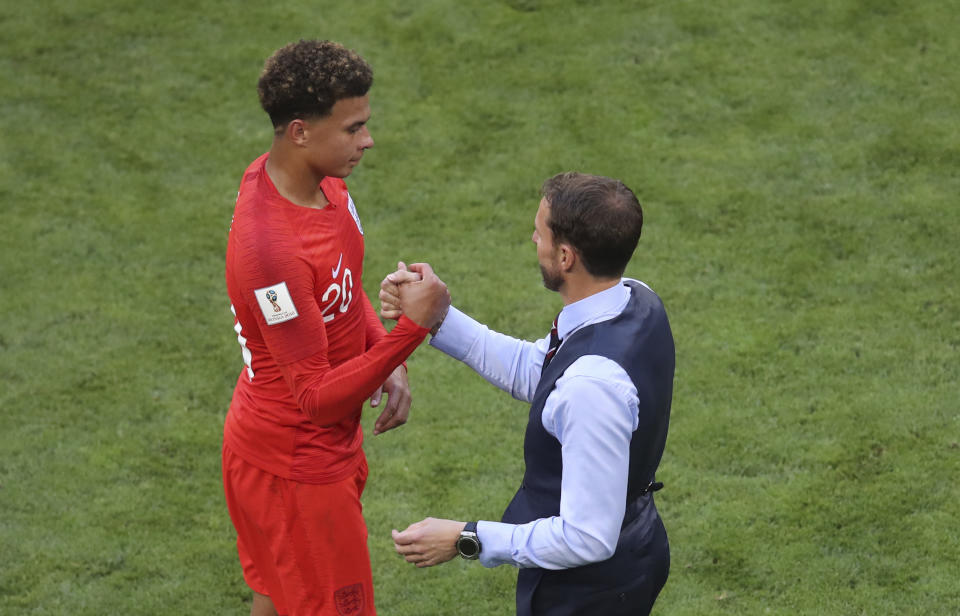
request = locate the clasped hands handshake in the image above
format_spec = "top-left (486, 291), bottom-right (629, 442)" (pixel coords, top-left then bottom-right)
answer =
top-left (379, 261), bottom-right (450, 334)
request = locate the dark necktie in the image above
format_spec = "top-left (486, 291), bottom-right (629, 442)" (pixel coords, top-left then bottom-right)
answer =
top-left (543, 315), bottom-right (562, 371)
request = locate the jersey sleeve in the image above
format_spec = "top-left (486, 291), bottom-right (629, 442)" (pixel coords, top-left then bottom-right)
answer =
top-left (234, 232), bottom-right (330, 366)
top-left (360, 289), bottom-right (387, 350)
top-left (279, 316), bottom-right (427, 425)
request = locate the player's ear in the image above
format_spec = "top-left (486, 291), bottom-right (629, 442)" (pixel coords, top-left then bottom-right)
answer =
top-left (287, 119), bottom-right (308, 146)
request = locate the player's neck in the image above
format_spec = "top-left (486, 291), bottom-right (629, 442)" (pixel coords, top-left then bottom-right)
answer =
top-left (265, 144), bottom-right (329, 209)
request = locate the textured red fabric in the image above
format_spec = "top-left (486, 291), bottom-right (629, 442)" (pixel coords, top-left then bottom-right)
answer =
top-left (224, 152), bottom-right (427, 483)
top-left (223, 444), bottom-right (376, 615)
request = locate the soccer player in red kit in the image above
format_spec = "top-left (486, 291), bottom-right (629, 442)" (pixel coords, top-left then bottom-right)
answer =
top-left (222, 40), bottom-right (449, 616)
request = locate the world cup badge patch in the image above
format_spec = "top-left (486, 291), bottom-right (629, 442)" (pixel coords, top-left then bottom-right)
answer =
top-left (334, 583), bottom-right (364, 615)
top-left (254, 281), bottom-right (298, 325)
top-left (347, 194), bottom-right (364, 235)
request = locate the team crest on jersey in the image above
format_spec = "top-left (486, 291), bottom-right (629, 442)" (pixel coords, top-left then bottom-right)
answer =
top-left (334, 583), bottom-right (364, 615)
top-left (254, 282), bottom-right (298, 325)
top-left (347, 193), bottom-right (363, 235)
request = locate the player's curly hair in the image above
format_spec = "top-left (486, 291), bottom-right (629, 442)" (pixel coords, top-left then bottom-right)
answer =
top-left (258, 40), bottom-right (373, 129)
top-left (541, 172), bottom-right (644, 279)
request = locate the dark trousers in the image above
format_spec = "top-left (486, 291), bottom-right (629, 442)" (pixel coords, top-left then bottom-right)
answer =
top-left (516, 515), bottom-right (669, 616)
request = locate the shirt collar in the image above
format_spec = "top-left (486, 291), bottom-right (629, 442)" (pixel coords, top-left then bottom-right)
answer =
top-left (556, 279), bottom-right (631, 340)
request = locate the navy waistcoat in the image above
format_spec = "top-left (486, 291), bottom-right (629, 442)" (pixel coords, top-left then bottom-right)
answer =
top-left (501, 280), bottom-right (674, 616)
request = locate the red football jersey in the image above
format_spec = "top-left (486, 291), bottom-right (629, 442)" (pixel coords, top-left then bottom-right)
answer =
top-left (224, 153), bottom-right (427, 483)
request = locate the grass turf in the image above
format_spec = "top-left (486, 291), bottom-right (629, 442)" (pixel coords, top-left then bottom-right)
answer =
top-left (1, 0), bottom-right (958, 614)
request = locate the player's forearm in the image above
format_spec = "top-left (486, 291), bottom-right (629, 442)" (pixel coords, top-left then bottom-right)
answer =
top-left (290, 316), bottom-right (428, 425)
top-left (360, 291), bottom-right (387, 349)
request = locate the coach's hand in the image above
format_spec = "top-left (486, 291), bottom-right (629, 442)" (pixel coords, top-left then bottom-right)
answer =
top-left (392, 518), bottom-right (464, 568)
top-left (370, 364), bottom-right (411, 436)
top-left (398, 263), bottom-right (450, 332)
top-left (379, 261), bottom-right (421, 320)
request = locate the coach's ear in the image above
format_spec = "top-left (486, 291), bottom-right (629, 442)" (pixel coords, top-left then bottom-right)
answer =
top-left (558, 242), bottom-right (578, 274)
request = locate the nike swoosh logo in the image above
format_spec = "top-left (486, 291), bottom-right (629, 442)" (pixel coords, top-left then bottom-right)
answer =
top-left (332, 253), bottom-right (343, 278)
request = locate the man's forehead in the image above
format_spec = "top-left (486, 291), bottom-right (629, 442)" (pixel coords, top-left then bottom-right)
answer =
top-left (331, 95), bottom-right (371, 117)
top-left (536, 197), bottom-right (551, 217)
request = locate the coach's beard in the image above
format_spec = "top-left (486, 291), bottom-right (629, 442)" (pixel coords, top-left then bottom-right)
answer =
top-left (540, 265), bottom-right (563, 292)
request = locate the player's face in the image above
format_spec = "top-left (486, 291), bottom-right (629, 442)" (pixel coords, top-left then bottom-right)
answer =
top-left (533, 198), bottom-right (563, 292)
top-left (302, 95), bottom-right (374, 178)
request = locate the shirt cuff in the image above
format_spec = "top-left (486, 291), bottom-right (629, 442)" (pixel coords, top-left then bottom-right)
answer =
top-left (476, 520), bottom-right (517, 568)
top-left (428, 306), bottom-right (478, 361)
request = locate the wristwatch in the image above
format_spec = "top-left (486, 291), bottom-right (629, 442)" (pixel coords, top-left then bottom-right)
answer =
top-left (456, 522), bottom-right (482, 560)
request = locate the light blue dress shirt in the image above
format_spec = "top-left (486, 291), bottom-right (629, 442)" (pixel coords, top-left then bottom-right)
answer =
top-left (430, 279), bottom-right (653, 570)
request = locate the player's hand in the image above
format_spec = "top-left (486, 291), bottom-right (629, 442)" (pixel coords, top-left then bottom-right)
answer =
top-left (392, 518), bottom-right (464, 568)
top-left (379, 261), bottom-right (422, 320)
top-left (399, 263), bottom-right (450, 332)
top-left (371, 364), bottom-right (411, 436)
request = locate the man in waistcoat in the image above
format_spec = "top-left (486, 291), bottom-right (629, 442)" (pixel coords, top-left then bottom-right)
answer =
top-left (381, 172), bottom-right (675, 616)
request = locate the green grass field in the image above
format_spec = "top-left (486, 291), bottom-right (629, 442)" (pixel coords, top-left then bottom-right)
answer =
top-left (2, 0), bottom-right (958, 614)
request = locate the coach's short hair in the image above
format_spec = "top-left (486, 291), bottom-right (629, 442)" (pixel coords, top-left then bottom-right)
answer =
top-left (541, 172), bottom-right (644, 279)
top-left (258, 40), bottom-right (373, 128)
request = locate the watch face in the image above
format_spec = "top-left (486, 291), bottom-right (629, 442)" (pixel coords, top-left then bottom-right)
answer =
top-left (458, 535), bottom-right (480, 558)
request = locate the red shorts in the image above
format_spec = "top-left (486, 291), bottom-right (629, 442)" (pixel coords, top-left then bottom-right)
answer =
top-left (222, 444), bottom-right (376, 616)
